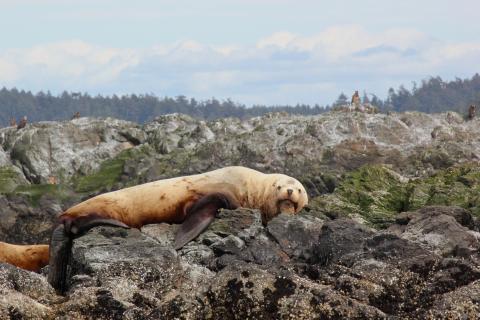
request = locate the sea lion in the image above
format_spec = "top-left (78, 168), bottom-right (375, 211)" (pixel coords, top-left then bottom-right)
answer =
top-left (1, 166), bottom-right (308, 293)
top-left (351, 90), bottom-right (360, 106)
top-left (17, 116), bottom-right (27, 130)
top-left (468, 104), bottom-right (476, 120)
top-left (0, 242), bottom-right (49, 272)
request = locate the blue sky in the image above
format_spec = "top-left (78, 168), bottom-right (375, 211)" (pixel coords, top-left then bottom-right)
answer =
top-left (0, 0), bottom-right (479, 105)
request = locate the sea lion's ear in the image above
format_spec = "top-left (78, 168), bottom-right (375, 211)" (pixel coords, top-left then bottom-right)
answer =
top-left (174, 193), bottom-right (235, 250)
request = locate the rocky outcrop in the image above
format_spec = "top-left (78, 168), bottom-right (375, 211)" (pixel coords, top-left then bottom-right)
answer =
top-left (0, 117), bottom-right (145, 184)
top-left (1, 206), bottom-right (479, 319)
top-left (0, 111), bottom-right (480, 193)
top-left (2, 111), bottom-right (480, 318)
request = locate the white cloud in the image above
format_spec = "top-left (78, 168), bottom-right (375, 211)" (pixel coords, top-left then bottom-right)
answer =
top-left (0, 59), bottom-right (18, 82)
top-left (1, 26), bottom-right (479, 104)
top-left (1, 40), bottom-right (139, 88)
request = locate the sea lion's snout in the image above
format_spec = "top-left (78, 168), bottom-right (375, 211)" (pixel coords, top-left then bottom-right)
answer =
top-left (277, 199), bottom-right (297, 214)
top-left (287, 189), bottom-right (293, 196)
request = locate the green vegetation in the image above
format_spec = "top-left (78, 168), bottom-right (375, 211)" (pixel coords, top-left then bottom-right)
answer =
top-left (386, 74), bottom-right (480, 113)
top-left (311, 165), bottom-right (408, 228)
top-left (311, 162), bottom-right (480, 228)
top-left (71, 144), bottom-right (196, 195)
top-left (13, 184), bottom-right (71, 206)
top-left (408, 163), bottom-right (480, 216)
top-left (73, 146), bottom-right (152, 194)
top-left (2, 74), bottom-right (479, 125)
top-left (0, 165), bottom-right (27, 193)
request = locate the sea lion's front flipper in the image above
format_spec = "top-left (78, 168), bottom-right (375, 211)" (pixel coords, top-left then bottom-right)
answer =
top-left (47, 224), bottom-right (72, 294)
top-left (174, 193), bottom-right (235, 250)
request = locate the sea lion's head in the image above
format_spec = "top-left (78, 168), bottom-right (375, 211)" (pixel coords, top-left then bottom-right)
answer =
top-left (262, 174), bottom-right (308, 222)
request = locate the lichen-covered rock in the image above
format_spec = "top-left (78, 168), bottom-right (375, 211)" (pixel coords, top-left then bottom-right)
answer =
top-left (0, 110), bottom-right (479, 190)
top-left (0, 117), bottom-right (145, 184)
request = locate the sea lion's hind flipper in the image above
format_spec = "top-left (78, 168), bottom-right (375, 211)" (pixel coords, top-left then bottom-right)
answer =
top-left (174, 193), bottom-right (235, 250)
top-left (64, 214), bottom-right (130, 237)
top-left (48, 215), bottom-right (129, 293)
top-left (47, 224), bottom-right (72, 294)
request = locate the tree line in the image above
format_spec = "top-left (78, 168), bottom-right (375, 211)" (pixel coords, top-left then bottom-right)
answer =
top-left (385, 74), bottom-right (480, 113)
top-left (332, 73), bottom-right (480, 114)
top-left (1, 74), bottom-right (479, 125)
top-left (0, 89), bottom-right (325, 125)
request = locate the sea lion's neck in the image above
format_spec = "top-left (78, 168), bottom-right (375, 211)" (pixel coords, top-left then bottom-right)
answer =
top-left (242, 172), bottom-right (270, 211)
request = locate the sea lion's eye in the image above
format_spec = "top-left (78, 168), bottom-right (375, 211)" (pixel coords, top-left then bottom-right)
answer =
top-left (298, 189), bottom-right (302, 193)
top-left (277, 186), bottom-right (282, 190)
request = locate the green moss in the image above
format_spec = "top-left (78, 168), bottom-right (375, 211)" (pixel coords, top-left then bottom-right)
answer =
top-left (0, 166), bottom-right (26, 193)
top-left (312, 162), bottom-right (480, 228)
top-left (311, 164), bottom-right (409, 228)
top-left (73, 146), bottom-right (152, 194)
top-left (13, 184), bottom-right (71, 206)
top-left (408, 163), bottom-right (480, 217)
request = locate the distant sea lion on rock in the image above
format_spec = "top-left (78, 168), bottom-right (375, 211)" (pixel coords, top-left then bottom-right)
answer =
top-left (1, 166), bottom-right (308, 293)
top-left (351, 90), bottom-right (361, 106)
top-left (17, 116), bottom-right (27, 130)
top-left (468, 104), bottom-right (476, 120)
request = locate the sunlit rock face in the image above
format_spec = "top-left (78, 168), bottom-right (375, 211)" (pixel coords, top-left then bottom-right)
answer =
top-left (0, 117), bottom-right (145, 184)
top-left (1, 110), bottom-right (479, 186)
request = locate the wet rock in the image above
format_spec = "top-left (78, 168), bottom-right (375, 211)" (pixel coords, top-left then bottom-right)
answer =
top-left (1, 207), bottom-right (480, 318)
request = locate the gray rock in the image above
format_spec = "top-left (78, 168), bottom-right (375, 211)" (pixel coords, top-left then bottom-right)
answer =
top-left (311, 218), bottom-right (375, 266)
top-left (389, 206), bottom-right (480, 256)
top-left (0, 117), bottom-right (145, 183)
top-left (267, 213), bottom-right (325, 260)
top-left (0, 195), bottom-right (64, 243)
top-left (1, 206), bottom-right (479, 318)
